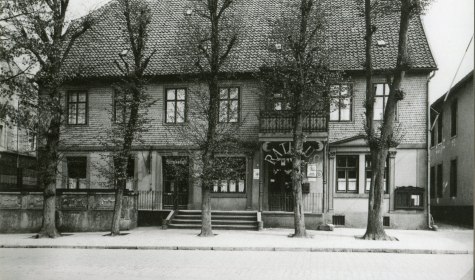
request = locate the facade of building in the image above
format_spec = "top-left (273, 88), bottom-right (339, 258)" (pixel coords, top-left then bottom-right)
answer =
top-left (55, 0), bottom-right (436, 229)
top-left (430, 71), bottom-right (474, 226)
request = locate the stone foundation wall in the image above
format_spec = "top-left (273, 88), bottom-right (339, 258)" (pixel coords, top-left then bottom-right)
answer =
top-left (0, 191), bottom-right (137, 233)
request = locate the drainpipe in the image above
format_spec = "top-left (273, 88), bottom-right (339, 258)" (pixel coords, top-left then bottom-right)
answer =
top-left (427, 70), bottom-right (436, 229)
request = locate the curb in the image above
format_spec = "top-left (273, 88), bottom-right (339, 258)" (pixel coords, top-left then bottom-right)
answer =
top-left (0, 245), bottom-right (471, 255)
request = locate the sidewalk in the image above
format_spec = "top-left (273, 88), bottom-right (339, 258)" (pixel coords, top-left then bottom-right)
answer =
top-left (0, 227), bottom-right (472, 254)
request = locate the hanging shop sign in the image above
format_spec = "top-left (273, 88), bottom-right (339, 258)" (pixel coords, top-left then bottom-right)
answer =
top-left (262, 140), bottom-right (324, 165)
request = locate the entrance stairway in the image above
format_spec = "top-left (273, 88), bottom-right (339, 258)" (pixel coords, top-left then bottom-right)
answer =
top-left (168, 210), bottom-right (259, 230)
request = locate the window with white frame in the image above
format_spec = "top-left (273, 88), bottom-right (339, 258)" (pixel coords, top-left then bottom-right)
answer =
top-left (219, 87), bottom-right (239, 123)
top-left (330, 84), bottom-right (352, 121)
top-left (336, 155), bottom-right (358, 192)
top-left (165, 88), bottom-right (186, 123)
top-left (67, 91), bottom-right (88, 125)
top-left (373, 83), bottom-right (396, 120)
top-left (364, 155), bottom-right (388, 193)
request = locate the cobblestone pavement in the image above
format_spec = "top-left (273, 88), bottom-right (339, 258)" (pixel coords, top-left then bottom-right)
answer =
top-left (0, 248), bottom-right (472, 280)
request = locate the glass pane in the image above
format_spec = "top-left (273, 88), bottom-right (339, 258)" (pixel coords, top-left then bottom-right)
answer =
top-left (329, 102), bottom-right (339, 121)
top-left (68, 105), bottom-right (76, 124)
top-left (337, 170), bottom-right (345, 179)
top-left (68, 178), bottom-right (76, 189)
top-left (337, 179), bottom-right (346, 191)
top-left (69, 94), bottom-right (77, 102)
top-left (411, 194), bottom-right (420, 206)
top-left (374, 96), bottom-right (384, 120)
top-left (220, 180), bottom-right (227, 192)
top-left (340, 98), bottom-right (351, 121)
top-left (213, 181), bottom-right (218, 192)
top-left (274, 102), bottom-right (282, 111)
top-left (219, 88), bottom-right (228, 99)
top-left (330, 85), bottom-right (339, 96)
top-left (78, 93), bottom-right (86, 102)
top-left (384, 84), bottom-right (390, 96)
top-left (229, 88), bottom-right (238, 99)
top-left (78, 178), bottom-right (87, 189)
top-left (348, 170), bottom-right (357, 179)
top-left (341, 85), bottom-right (348, 96)
top-left (77, 105), bottom-right (86, 124)
top-left (366, 178), bottom-right (371, 191)
top-left (229, 101), bottom-right (238, 122)
top-left (348, 179), bottom-right (357, 191)
top-left (166, 89), bottom-right (175, 100)
top-left (347, 156), bottom-right (357, 167)
top-left (176, 89), bottom-right (186, 100)
top-left (336, 157), bottom-right (346, 167)
top-left (176, 101), bottom-right (185, 123)
top-left (229, 180), bottom-right (236, 192)
top-left (238, 180), bottom-right (245, 192)
top-left (374, 84), bottom-right (385, 96)
top-left (166, 102), bottom-right (175, 123)
top-left (219, 101), bottom-right (228, 122)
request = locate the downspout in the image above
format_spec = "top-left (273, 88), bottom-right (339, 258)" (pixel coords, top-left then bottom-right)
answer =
top-left (426, 70), bottom-right (436, 229)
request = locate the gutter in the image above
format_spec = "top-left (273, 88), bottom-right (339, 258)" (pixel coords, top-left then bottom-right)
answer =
top-left (426, 70), bottom-right (436, 230)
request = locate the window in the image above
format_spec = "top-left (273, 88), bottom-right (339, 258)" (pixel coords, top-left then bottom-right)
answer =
top-left (430, 166), bottom-right (435, 199)
top-left (451, 100), bottom-right (457, 137)
top-left (395, 187), bottom-right (424, 210)
top-left (437, 112), bottom-right (443, 144)
top-left (212, 157), bottom-right (246, 193)
top-left (165, 88), bottom-right (186, 123)
top-left (272, 93), bottom-right (291, 111)
top-left (114, 90), bottom-right (131, 123)
top-left (373, 83), bottom-right (396, 120)
top-left (67, 91), bottom-right (87, 125)
top-left (67, 157), bottom-right (87, 189)
top-left (336, 155), bottom-right (358, 193)
top-left (450, 159), bottom-right (457, 197)
top-left (436, 164), bottom-right (443, 198)
top-left (330, 84), bottom-right (352, 121)
top-left (332, 215), bottom-right (345, 225)
top-left (430, 113), bottom-right (435, 147)
top-left (219, 87), bottom-right (239, 123)
top-left (364, 155), bottom-right (388, 193)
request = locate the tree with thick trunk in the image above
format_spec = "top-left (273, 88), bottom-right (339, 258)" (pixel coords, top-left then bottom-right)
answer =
top-left (258, 0), bottom-right (340, 237)
top-left (4, 0), bottom-right (94, 238)
top-left (176, 0), bottom-right (242, 237)
top-left (104, 0), bottom-right (156, 236)
top-left (361, 0), bottom-right (432, 240)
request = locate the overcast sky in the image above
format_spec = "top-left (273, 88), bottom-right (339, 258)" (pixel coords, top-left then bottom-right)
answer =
top-left (67, 0), bottom-right (473, 103)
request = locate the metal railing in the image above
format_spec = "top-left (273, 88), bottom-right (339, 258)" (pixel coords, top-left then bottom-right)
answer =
top-left (137, 191), bottom-right (188, 210)
top-left (268, 192), bottom-right (323, 213)
top-left (259, 111), bottom-right (327, 133)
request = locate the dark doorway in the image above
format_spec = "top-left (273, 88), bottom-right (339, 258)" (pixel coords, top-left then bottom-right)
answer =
top-left (163, 156), bottom-right (189, 210)
top-left (268, 158), bottom-right (294, 211)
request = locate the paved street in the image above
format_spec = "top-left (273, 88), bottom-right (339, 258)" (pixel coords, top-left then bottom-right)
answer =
top-left (0, 248), bottom-right (472, 280)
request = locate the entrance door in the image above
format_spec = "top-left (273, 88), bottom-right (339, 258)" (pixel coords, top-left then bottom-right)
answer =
top-left (268, 158), bottom-right (294, 211)
top-left (163, 156), bottom-right (189, 210)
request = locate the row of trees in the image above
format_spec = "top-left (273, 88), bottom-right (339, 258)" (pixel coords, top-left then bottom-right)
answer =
top-left (0, 0), bottom-right (431, 239)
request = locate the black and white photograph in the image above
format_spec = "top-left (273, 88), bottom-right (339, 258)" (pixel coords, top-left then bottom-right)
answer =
top-left (0, 0), bottom-right (473, 279)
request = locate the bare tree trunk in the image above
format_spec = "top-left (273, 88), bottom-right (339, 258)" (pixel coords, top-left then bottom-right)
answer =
top-left (363, 0), bottom-right (412, 240)
top-left (292, 111), bottom-right (306, 237)
top-left (111, 185), bottom-right (124, 236)
top-left (38, 182), bottom-right (59, 238)
top-left (200, 180), bottom-right (213, 236)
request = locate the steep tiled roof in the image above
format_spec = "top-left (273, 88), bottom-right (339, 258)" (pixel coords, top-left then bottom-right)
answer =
top-left (62, 0), bottom-right (437, 79)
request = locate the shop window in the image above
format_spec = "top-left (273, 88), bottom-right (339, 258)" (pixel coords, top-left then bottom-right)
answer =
top-left (330, 84), bottom-right (352, 121)
top-left (67, 91), bottom-right (88, 125)
top-left (395, 186), bottom-right (424, 210)
top-left (364, 155), bottom-right (388, 193)
top-left (212, 157), bottom-right (246, 193)
top-left (67, 157), bottom-right (87, 189)
top-left (219, 87), bottom-right (240, 123)
top-left (165, 88), bottom-right (186, 123)
top-left (336, 155), bottom-right (358, 193)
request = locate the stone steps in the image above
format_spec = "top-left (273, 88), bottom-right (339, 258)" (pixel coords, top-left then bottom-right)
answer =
top-left (168, 210), bottom-right (259, 230)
